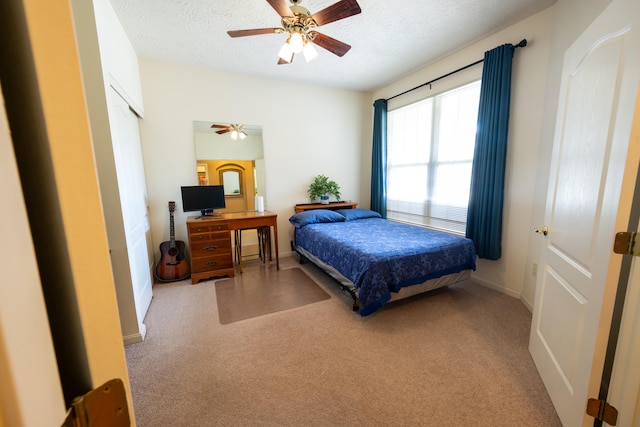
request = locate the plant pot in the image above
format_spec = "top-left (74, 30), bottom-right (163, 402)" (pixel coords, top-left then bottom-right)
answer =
top-left (320, 195), bottom-right (329, 204)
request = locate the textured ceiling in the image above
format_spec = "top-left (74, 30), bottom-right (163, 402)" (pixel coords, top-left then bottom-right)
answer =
top-left (108, 0), bottom-right (556, 92)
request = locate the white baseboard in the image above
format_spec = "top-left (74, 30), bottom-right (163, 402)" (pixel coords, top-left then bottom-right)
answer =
top-left (470, 275), bottom-right (533, 313)
top-left (519, 293), bottom-right (534, 313)
top-left (123, 323), bottom-right (145, 346)
top-left (471, 275), bottom-right (520, 299)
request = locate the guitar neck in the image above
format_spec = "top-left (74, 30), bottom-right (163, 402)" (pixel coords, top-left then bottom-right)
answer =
top-left (169, 212), bottom-right (176, 247)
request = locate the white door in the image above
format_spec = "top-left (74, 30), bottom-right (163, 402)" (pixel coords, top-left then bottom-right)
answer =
top-left (107, 87), bottom-right (153, 338)
top-left (529, 0), bottom-right (640, 425)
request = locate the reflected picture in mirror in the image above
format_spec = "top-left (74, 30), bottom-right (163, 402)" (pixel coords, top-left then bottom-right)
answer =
top-left (193, 121), bottom-right (265, 213)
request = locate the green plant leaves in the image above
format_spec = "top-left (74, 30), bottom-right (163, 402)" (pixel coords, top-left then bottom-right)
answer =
top-left (307, 174), bottom-right (341, 201)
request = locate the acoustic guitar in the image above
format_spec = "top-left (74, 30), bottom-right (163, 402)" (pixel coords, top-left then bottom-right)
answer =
top-left (155, 201), bottom-right (190, 282)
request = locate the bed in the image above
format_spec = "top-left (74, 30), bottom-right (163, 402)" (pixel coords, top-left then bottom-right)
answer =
top-left (290, 208), bottom-right (476, 316)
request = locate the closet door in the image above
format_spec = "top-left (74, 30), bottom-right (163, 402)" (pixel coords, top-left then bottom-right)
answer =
top-left (107, 86), bottom-right (153, 338)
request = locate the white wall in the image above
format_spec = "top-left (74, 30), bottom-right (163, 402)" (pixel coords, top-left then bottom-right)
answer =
top-left (137, 61), bottom-right (373, 260)
top-left (372, 7), bottom-right (555, 302)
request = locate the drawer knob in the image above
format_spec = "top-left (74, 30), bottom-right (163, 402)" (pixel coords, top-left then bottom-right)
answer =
top-left (206, 261), bottom-right (218, 266)
top-left (204, 245), bottom-right (218, 251)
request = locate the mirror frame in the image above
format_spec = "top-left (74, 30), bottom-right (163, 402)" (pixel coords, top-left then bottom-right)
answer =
top-left (217, 163), bottom-right (244, 198)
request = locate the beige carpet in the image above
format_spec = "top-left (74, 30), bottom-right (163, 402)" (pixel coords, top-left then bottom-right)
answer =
top-left (126, 256), bottom-right (561, 426)
top-left (215, 266), bottom-right (330, 324)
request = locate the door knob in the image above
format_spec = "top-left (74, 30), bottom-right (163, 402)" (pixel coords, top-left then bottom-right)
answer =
top-left (534, 226), bottom-right (549, 236)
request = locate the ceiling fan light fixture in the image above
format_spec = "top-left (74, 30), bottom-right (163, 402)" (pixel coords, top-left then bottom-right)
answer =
top-left (227, 0), bottom-right (361, 65)
top-left (227, 124), bottom-right (248, 140)
top-left (303, 42), bottom-right (318, 62)
top-left (289, 31), bottom-right (304, 53)
top-left (278, 41), bottom-right (294, 62)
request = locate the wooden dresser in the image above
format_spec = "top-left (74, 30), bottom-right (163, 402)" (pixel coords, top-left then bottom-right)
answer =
top-left (186, 217), bottom-right (234, 284)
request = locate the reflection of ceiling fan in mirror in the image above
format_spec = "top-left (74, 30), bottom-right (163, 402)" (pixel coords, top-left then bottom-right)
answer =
top-left (227, 0), bottom-right (361, 64)
top-left (211, 123), bottom-right (247, 140)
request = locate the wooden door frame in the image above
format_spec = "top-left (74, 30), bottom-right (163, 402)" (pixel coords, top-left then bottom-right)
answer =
top-left (0, 0), bottom-right (135, 423)
top-left (603, 87), bottom-right (640, 426)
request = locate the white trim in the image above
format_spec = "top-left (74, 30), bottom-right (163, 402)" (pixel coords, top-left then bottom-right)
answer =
top-left (471, 274), bottom-right (522, 299)
top-left (109, 75), bottom-right (144, 118)
top-left (123, 330), bottom-right (145, 346)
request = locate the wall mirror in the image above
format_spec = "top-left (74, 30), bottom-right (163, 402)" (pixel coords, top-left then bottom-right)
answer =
top-left (193, 121), bottom-right (265, 212)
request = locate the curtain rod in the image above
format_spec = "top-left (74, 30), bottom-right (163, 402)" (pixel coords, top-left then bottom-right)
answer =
top-left (385, 39), bottom-right (527, 102)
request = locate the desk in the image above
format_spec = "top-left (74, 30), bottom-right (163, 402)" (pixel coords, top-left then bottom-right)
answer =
top-left (186, 211), bottom-right (279, 284)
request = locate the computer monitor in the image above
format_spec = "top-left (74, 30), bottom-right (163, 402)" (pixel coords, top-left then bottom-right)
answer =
top-left (180, 185), bottom-right (226, 218)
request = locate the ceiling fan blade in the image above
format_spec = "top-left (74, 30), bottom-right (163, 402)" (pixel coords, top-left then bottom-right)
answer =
top-left (266, 0), bottom-right (293, 17)
top-left (311, 33), bottom-right (351, 57)
top-left (311, 0), bottom-right (361, 26)
top-left (211, 124), bottom-right (228, 129)
top-left (227, 28), bottom-right (283, 38)
top-left (216, 129), bottom-right (231, 134)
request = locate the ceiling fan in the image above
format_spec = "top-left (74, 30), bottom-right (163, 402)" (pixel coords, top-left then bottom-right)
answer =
top-left (227, 0), bottom-right (361, 64)
top-left (211, 123), bottom-right (247, 140)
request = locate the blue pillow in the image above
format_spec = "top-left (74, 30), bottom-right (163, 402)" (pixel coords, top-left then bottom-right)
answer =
top-left (289, 209), bottom-right (346, 228)
top-left (336, 208), bottom-right (382, 221)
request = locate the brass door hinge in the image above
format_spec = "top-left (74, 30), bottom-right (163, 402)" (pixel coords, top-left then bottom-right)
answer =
top-left (586, 398), bottom-right (618, 426)
top-left (61, 378), bottom-right (129, 427)
top-left (613, 231), bottom-right (640, 256)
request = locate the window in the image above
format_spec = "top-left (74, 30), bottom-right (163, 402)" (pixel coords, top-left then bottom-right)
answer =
top-left (387, 81), bottom-right (481, 234)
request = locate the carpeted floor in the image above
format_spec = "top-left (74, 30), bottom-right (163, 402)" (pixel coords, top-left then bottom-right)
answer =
top-left (125, 256), bottom-right (561, 426)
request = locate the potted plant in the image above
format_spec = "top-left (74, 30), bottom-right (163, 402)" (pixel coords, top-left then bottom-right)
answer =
top-left (307, 174), bottom-right (341, 204)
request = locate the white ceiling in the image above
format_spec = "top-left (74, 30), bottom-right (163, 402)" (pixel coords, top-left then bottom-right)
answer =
top-left (108, 0), bottom-right (556, 92)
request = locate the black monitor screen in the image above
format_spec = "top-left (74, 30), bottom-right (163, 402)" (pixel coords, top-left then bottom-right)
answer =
top-left (181, 185), bottom-right (226, 217)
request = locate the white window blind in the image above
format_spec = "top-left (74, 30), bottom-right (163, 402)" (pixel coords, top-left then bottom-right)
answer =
top-left (387, 81), bottom-right (481, 234)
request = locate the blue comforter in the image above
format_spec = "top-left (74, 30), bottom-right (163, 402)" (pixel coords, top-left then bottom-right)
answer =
top-left (294, 218), bottom-right (476, 316)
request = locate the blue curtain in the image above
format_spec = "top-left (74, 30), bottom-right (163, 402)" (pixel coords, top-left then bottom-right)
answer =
top-left (465, 44), bottom-right (515, 260)
top-left (371, 99), bottom-right (387, 218)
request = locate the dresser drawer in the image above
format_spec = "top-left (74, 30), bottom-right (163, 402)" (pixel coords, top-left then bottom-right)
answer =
top-left (191, 254), bottom-right (233, 273)
top-left (188, 222), bottom-right (229, 234)
top-left (190, 240), bottom-right (232, 256)
top-left (190, 231), bottom-right (230, 243)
